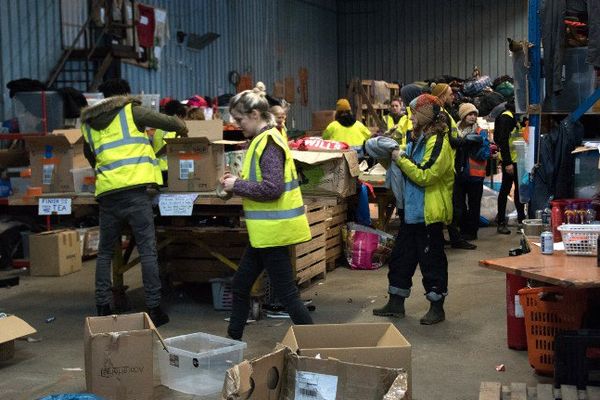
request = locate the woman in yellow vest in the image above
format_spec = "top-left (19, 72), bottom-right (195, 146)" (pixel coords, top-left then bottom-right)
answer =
top-left (322, 98), bottom-right (371, 146)
top-left (220, 83), bottom-right (313, 340)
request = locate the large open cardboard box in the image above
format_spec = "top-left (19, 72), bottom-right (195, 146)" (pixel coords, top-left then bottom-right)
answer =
top-left (281, 323), bottom-right (412, 398)
top-left (292, 150), bottom-right (359, 197)
top-left (84, 312), bottom-right (166, 400)
top-left (222, 345), bottom-right (407, 400)
top-left (0, 315), bottom-right (36, 361)
top-left (25, 129), bottom-right (87, 193)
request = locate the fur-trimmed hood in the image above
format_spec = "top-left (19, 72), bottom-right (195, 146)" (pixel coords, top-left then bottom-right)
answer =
top-left (80, 95), bottom-right (141, 130)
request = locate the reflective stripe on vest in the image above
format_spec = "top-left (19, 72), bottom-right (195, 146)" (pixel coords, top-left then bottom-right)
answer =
top-left (82, 103), bottom-right (162, 196)
top-left (241, 127), bottom-right (311, 248)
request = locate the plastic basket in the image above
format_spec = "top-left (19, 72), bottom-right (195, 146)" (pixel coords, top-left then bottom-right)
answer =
top-left (557, 224), bottom-right (600, 256)
top-left (209, 278), bottom-right (233, 311)
top-left (518, 287), bottom-right (588, 375)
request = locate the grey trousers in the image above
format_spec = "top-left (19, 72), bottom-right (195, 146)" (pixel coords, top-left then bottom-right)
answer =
top-left (96, 187), bottom-right (161, 308)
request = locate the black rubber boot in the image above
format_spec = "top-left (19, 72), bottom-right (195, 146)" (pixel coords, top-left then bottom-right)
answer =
top-left (497, 224), bottom-right (511, 235)
top-left (420, 299), bottom-right (445, 325)
top-left (373, 295), bottom-right (405, 318)
top-left (147, 306), bottom-right (170, 327)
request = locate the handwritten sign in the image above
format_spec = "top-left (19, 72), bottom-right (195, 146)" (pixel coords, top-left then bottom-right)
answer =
top-left (38, 198), bottom-right (72, 215)
top-left (158, 193), bottom-right (198, 216)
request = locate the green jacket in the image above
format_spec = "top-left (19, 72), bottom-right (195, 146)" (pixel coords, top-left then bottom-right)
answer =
top-left (397, 131), bottom-right (454, 225)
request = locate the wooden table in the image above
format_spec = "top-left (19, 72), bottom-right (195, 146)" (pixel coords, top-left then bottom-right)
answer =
top-left (479, 245), bottom-right (600, 288)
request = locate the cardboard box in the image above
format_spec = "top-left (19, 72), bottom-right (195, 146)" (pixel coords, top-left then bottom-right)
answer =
top-left (84, 312), bottom-right (166, 400)
top-left (166, 137), bottom-right (224, 192)
top-left (29, 229), bottom-right (82, 276)
top-left (281, 323), bottom-right (412, 398)
top-left (0, 315), bottom-right (36, 361)
top-left (222, 346), bottom-right (407, 400)
top-left (185, 120), bottom-right (223, 141)
top-left (78, 226), bottom-right (100, 257)
top-left (292, 150), bottom-right (360, 197)
top-left (25, 129), bottom-right (87, 193)
top-left (311, 110), bottom-right (336, 131)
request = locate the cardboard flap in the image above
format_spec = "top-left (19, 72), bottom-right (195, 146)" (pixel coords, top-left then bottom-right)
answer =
top-left (143, 312), bottom-right (168, 352)
top-left (52, 129), bottom-right (84, 145)
top-left (185, 120), bottom-right (223, 140)
top-left (343, 150), bottom-right (360, 177)
top-left (0, 315), bottom-right (37, 344)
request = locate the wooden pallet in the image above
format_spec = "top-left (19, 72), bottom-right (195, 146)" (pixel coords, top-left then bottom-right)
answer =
top-left (291, 202), bottom-right (327, 286)
top-left (325, 201), bottom-right (347, 271)
top-left (479, 382), bottom-right (600, 400)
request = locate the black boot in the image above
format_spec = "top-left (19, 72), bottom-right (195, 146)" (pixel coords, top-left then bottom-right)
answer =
top-left (497, 224), bottom-right (511, 234)
top-left (420, 299), bottom-right (445, 325)
top-left (147, 306), bottom-right (170, 327)
top-left (97, 304), bottom-right (112, 316)
top-left (373, 295), bottom-right (405, 318)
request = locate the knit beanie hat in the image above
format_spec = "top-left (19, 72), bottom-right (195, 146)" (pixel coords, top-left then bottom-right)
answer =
top-left (336, 98), bottom-right (351, 112)
top-left (409, 94), bottom-right (441, 126)
top-left (430, 83), bottom-right (450, 98)
top-left (400, 84), bottom-right (422, 106)
top-left (458, 103), bottom-right (479, 121)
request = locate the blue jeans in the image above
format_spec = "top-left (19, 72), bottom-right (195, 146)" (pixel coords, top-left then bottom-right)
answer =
top-left (228, 245), bottom-right (313, 340)
top-left (96, 188), bottom-right (161, 308)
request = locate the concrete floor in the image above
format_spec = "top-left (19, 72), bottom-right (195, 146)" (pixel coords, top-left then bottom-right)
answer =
top-left (0, 226), bottom-right (552, 400)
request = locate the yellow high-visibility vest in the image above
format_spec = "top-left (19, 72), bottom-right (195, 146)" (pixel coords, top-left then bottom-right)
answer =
top-left (152, 129), bottom-right (176, 171)
top-left (497, 110), bottom-right (521, 163)
top-left (82, 103), bottom-right (162, 196)
top-left (241, 127), bottom-right (311, 248)
top-left (385, 108), bottom-right (412, 145)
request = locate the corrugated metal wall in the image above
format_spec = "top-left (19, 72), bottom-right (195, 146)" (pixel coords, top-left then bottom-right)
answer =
top-left (0, 0), bottom-right (62, 122)
top-left (337, 0), bottom-right (528, 94)
top-left (0, 0), bottom-right (338, 129)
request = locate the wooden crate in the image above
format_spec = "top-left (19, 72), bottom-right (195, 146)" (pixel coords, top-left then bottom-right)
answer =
top-left (479, 382), bottom-right (600, 400)
top-left (325, 201), bottom-right (348, 270)
top-left (291, 202), bottom-right (327, 286)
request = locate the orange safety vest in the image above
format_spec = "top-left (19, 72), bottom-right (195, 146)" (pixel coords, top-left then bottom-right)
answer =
top-left (468, 127), bottom-right (487, 178)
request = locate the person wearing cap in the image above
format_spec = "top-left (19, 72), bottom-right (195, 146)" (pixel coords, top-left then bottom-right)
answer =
top-left (452, 103), bottom-right (490, 241)
top-left (373, 94), bottom-right (453, 325)
top-left (430, 82), bottom-right (459, 150)
top-left (383, 97), bottom-right (405, 143)
top-left (495, 101), bottom-right (526, 234)
top-left (152, 99), bottom-right (188, 185)
top-left (80, 78), bottom-right (188, 327)
top-left (322, 98), bottom-right (371, 146)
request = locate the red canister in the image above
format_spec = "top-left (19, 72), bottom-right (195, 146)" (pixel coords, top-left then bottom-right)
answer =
top-left (506, 274), bottom-right (528, 350)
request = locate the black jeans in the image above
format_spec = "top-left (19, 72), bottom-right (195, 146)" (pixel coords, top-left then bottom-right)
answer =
top-left (460, 180), bottom-right (484, 236)
top-left (497, 162), bottom-right (526, 224)
top-left (228, 245), bottom-right (313, 340)
top-left (448, 174), bottom-right (465, 243)
top-left (96, 187), bottom-right (161, 308)
top-left (387, 222), bottom-right (448, 300)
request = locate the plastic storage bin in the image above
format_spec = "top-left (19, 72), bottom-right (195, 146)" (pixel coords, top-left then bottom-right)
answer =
top-left (518, 286), bottom-right (588, 376)
top-left (544, 47), bottom-right (596, 113)
top-left (12, 91), bottom-right (64, 133)
top-left (158, 332), bottom-right (246, 396)
top-left (574, 149), bottom-right (600, 199)
top-left (210, 278), bottom-right (233, 310)
top-left (70, 167), bottom-right (95, 193)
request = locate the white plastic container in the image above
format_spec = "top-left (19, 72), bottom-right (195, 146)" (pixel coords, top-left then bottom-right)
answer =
top-left (158, 332), bottom-right (246, 396)
top-left (70, 167), bottom-right (95, 193)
